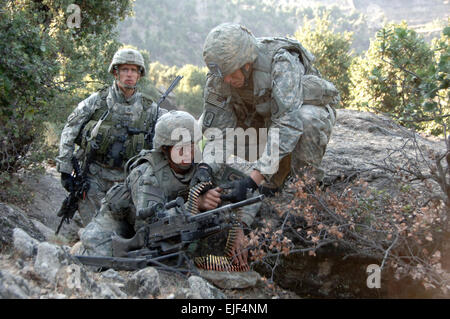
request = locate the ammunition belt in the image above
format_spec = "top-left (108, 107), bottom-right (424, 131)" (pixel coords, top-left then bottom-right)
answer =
top-left (187, 182), bottom-right (250, 272)
top-left (186, 181), bottom-right (212, 215)
top-left (194, 254), bottom-right (250, 272)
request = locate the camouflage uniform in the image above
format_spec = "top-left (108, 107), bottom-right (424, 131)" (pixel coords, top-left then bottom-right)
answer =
top-left (79, 111), bottom-right (261, 257)
top-left (200, 24), bottom-right (339, 216)
top-left (79, 149), bottom-right (195, 256)
top-left (56, 49), bottom-right (166, 226)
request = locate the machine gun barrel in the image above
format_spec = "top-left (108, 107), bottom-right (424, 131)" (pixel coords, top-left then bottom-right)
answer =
top-left (188, 194), bottom-right (265, 222)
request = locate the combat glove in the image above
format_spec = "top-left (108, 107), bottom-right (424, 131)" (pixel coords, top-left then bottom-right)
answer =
top-left (220, 176), bottom-right (258, 203)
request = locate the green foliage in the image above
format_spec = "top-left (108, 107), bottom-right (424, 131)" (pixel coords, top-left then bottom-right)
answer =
top-left (175, 65), bottom-right (208, 116)
top-left (0, 5), bottom-right (59, 173)
top-left (0, 0), bottom-right (133, 199)
top-left (349, 22), bottom-right (449, 135)
top-left (118, 1), bottom-right (372, 67)
top-left (148, 62), bottom-right (207, 117)
top-left (294, 9), bottom-right (354, 106)
top-left (299, 5), bottom-right (372, 53)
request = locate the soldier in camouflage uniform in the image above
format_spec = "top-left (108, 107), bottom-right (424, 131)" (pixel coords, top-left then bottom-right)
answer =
top-left (196, 23), bottom-right (339, 227)
top-left (79, 111), bottom-right (222, 256)
top-left (79, 111), bottom-right (256, 269)
top-left (56, 48), bottom-right (167, 226)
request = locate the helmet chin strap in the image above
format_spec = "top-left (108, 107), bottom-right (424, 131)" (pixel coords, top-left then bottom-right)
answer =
top-left (241, 64), bottom-right (252, 86)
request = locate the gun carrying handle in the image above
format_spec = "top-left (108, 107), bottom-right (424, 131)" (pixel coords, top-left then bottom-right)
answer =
top-left (137, 203), bottom-right (164, 219)
top-left (165, 197), bottom-right (184, 210)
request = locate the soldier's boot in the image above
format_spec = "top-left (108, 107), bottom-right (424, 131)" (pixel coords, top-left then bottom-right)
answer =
top-left (259, 154), bottom-right (292, 196)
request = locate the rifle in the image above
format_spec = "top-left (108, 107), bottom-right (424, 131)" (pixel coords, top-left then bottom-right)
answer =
top-left (55, 144), bottom-right (97, 235)
top-left (146, 75), bottom-right (183, 149)
top-left (73, 194), bottom-right (264, 273)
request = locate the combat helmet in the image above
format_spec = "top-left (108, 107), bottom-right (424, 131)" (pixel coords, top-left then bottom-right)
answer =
top-left (203, 23), bottom-right (258, 78)
top-left (153, 111), bottom-right (202, 151)
top-left (108, 48), bottom-right (146, 76)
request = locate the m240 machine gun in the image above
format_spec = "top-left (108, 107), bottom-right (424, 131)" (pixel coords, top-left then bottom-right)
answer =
top-left (73, 194), bottom-right (264, 274)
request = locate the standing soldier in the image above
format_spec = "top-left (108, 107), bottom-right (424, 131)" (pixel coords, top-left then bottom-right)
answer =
top-left (197, 23), bottom-right (340, 220)
top-left (56, 48), bottom-right (167, 226)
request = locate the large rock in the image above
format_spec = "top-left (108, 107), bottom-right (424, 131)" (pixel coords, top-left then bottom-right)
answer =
top-left (13, 228), bottom-right (39, 258)
top-left (322, 109), bottom-right (444, 190)
top-left (186, 275), bottom-right (226, 299)
top-left (0, 203), bottom-right (45, 251)
top-left (57, 264), bottom-right (97, 296)
top-left (125, 267), bottom-right (161, 298)
top-left (30, 219), bottom-right (57, 242)
top-left (0, 269), bottom-right (38, 298)
top-left (34, 242), bottom-right (71, 283)
top-left (198, 270), bottom-right (261, 289)
top-left (95, 282), bottom-right (128, 299)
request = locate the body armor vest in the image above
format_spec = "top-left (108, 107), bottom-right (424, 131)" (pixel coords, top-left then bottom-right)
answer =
top-left (250, 37), bottom-right (321, 119)
top-left (128, 151), bottom-right (192, 202)
top-left (79, 87), bottom-right (155, 169)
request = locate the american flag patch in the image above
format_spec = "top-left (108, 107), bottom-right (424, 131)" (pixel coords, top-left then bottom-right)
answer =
top-left (206, 91), bottom-right (224, 108)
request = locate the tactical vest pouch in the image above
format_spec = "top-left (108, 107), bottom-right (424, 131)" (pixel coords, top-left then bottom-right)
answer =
top-left (79, 89), bottom-right (155, 169)
top-left (125, 134), bottom-right (146, 161)
top-left (81, 119), bottom-right (117, 165)
top-left (302, 75), bottom-right (339, 107)
top-left (80, 120), bottom-right (107, 153)
top-left (88, 122), bottom-right (114, 156)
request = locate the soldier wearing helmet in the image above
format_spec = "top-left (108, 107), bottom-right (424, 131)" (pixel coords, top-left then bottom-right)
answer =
top-left (55, 48), bottom-right (167, 226)
top-left (198, 23), bottom-right (340, 227)
top-left (78, 111), bottom-right (248, 260)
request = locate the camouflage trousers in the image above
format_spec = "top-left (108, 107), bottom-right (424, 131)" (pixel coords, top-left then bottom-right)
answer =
top-left (218, 103), bottom-right (336, 190)
top-left (290, 103), bottom-right (336, 182)
top-left (79, 183), bottom-right (134, 257)
top-left (77, 162), bottom-right (125, 226)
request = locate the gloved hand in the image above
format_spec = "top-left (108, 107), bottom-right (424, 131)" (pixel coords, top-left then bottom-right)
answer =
top-left (189, 163), bottom-right (213, 188)
top-left (61, 172), bottom-right (75, 192)
top-left (220, 176), bottom-right (258, 203)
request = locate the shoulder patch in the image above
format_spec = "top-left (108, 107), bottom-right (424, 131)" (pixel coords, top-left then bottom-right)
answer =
top-left (203, 111), bottom-right (215, 128)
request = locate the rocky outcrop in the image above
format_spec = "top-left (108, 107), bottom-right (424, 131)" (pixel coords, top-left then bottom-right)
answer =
top-left (20, 164), bottom-right (81, 242)
top-left (0, 203), bottom-right (45, 252)
top-left (322, 109), bottom-right (444, 190)
top-left (0, 225), bottom-right (237, 299)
